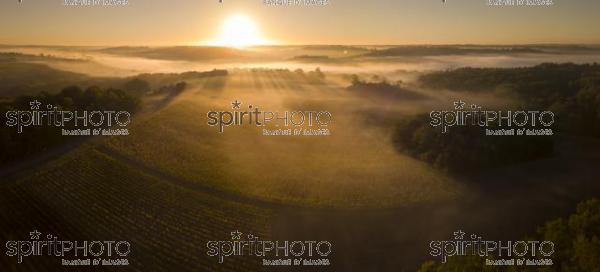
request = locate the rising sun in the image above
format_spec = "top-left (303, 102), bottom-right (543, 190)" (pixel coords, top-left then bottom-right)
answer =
top-left (207, 15), bottom-right (268, 48)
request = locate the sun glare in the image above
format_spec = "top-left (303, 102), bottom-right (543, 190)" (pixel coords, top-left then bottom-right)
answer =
top-left (207, 15), bottom-right (268, 48)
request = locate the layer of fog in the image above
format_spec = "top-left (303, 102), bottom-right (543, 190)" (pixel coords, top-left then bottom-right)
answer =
top-left (3, 46), bottom-right (600, 81)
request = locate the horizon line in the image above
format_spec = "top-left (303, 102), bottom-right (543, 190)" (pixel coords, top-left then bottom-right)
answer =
top-left (1, 42), bottom-right (600, 48)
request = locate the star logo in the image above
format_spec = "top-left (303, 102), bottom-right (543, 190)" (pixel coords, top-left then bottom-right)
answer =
top-left (231, 100), bottom-right (241, 109)
top-left (30, 230), bottom-right (41, 240)
top-left (453, 230), bottom-right (465, 240)
top-left (230, 230), bottom-right (242, 240)
top-left (453, 100), bottom-right (466, 110)
top-left (29, 100), bottom-right (41, 110)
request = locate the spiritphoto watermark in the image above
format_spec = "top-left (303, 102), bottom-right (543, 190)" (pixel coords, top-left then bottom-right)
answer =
top-left (207, 100), bottom-right (332, 136)
top-left (430, 100), bottom-right (554, 135)
top-left (429, 230), bottom-right (554, 266)
top-left (5, 230), bottom-right (130, 266)
top-left (206, 230), bottom-right (332, 266)
top-left (4, 100), bottom-right (131, 136)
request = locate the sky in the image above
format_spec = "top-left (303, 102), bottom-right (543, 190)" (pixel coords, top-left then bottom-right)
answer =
top-left (0, 0), bottom-right (599, 46)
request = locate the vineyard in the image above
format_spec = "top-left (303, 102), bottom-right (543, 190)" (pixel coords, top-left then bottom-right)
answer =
top-left (0, 143), bottom-right (273, 271)
top-left (106, 69), bottom-right (461, 208)
top-left (0, 69), bottom-right (462, 271)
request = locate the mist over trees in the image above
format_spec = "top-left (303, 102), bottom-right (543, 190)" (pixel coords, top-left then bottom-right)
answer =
top-left (418, 63), bottom-right (600, 137)
top-left (389, 63), bottom-right (600, 174)
top-left (348, 76), bottom-right (428, 100)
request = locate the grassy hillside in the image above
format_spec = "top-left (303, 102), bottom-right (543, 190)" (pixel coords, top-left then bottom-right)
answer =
top-left (104, 69), bottom-right (460, 208)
